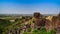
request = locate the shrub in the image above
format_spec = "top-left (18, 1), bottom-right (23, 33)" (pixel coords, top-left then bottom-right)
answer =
top-left (49, 29), bottom-right (56, 34)
top-left (23, 32), bottom-right (28, 34)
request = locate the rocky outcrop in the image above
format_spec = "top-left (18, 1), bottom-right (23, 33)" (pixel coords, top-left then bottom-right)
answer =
top-left (32, 12), bottom-right (52, 31)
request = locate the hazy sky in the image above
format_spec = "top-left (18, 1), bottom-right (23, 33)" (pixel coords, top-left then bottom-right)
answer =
top-left (0, 0), bottom-right (60, 14)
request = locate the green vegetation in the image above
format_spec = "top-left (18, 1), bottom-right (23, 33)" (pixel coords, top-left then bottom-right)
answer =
top-left (0, 16), bottom-right (56, 34)
top-left (0, 16), bottom-right (33, 34)
top-left (0, 19), bottom-right (11, 34)
top-left (23, 28), bottom-right (56, 34)
top-left (0, 16), bottom-right (24, 34)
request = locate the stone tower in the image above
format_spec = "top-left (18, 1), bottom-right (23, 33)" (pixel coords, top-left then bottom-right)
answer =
top-left (33, 12), bottom-right (46, 30)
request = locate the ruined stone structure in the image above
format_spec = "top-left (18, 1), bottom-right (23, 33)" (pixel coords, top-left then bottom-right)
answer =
top-left (33, 12), bottom-right (53, 31)
top-left (33, 12), bottom-right (45, 28)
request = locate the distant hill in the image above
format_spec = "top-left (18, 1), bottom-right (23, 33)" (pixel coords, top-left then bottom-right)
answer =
top-left (0, 14), bottom-right (58, 17)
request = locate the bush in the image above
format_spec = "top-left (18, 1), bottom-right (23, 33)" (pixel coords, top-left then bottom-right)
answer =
top-left (23, 32), bottom-right (28, 34)
top-left (49, 29), bottom-right (56, 34)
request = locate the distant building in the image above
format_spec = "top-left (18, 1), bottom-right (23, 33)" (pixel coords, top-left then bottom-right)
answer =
top-left (9, 20), bottom-right (15, 22)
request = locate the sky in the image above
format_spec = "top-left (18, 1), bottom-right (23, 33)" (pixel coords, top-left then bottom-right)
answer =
top-left (0, 0), bottom-right (60, 14)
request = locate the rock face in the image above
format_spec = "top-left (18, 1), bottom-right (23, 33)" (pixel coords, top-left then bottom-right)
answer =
top-left (33, 12), bottom-right (53, 31)
top-left (33, 12), bottom-right (46, 30)
top-left (52, 13), bottom-right (60, 31)
top-left (33, 12), bottom-right (45, 26)
top-left (33, 12), bottom-right (60, 31)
